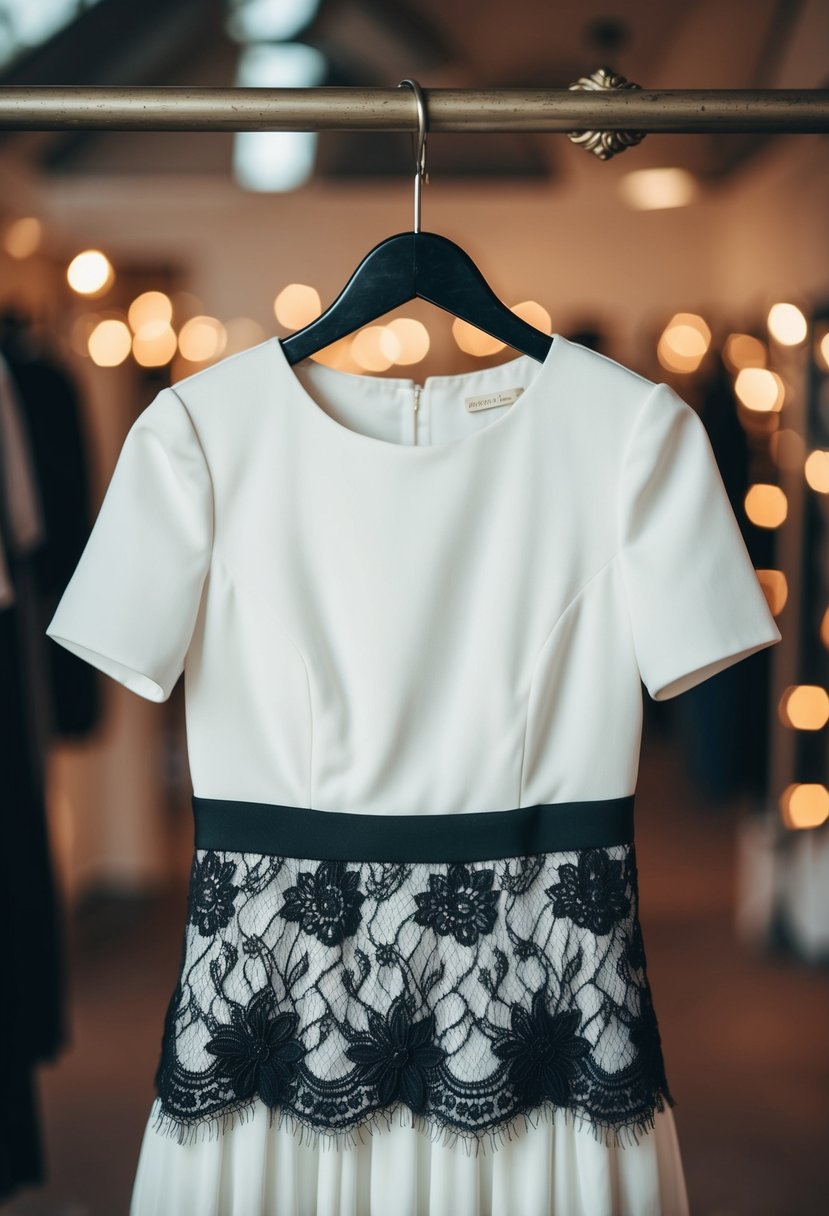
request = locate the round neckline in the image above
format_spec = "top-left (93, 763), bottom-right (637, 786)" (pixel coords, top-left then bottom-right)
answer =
top-left (269, 331), bottom-right (564, 458)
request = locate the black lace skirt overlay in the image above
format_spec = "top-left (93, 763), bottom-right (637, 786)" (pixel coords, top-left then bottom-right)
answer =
top-left (152, 796), bottom-right (676, 1153)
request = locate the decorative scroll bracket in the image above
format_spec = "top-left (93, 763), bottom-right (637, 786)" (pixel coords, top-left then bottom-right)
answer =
top-left (567, 67), bottom-right (646, 160)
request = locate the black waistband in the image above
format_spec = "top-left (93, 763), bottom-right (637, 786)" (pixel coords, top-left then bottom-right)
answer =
top-left (191, 794), bottom-right (635, 862)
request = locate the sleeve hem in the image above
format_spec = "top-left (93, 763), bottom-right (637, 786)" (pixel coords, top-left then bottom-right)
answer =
top-left (45, 628), bottom-right (174, 703)
top-left (647, 625), bottom-right (782, 702)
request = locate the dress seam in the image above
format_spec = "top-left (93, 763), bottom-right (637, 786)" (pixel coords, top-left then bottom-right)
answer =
top-left (167, 384), bottom-right (216, 557)
top-left (520, 551), bottom-right (622, 804)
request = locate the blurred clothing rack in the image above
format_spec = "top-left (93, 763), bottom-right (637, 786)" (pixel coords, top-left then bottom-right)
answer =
top-left (0, 86), bottom-right (827, 132)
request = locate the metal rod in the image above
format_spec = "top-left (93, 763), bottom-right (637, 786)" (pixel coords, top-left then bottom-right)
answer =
top-left (0, 86), bottom-right (826, 132)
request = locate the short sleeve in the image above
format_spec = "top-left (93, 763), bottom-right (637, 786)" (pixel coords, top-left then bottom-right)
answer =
top-left (618, 380), bottom-right (781, 702)
top-left (45, 387), bottom-right (213, 703)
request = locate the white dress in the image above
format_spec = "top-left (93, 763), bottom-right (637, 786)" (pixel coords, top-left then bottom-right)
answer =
top-left (45, 333), bottom-right (781, 1216)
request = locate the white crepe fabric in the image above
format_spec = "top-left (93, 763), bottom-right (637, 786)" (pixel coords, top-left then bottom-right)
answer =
top-left (129, 1097), bottom-right (690, 1216)
top-left (46, 333), bottom-right (781, 1215)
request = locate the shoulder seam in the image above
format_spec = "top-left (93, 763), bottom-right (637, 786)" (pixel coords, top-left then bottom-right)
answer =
top-left (167, 384), bottom-right (216, 552)
top-left (170, 338), bottom-right (273, 393)
top-left (615, 380), bottom-right (664, 558)
top-left (568, 341), bottom-right (657, 391)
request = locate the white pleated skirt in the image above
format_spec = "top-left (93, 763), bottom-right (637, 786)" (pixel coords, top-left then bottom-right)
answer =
top-left (129, 1096), bottom-right (690, 1216)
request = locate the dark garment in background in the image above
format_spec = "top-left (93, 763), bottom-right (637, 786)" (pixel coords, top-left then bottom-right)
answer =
top-left (673, 360), bottom-right (774, 803)
top-left (1, 336), bottom-right (102, 738)
top-left (0, 349), bottom-right (70, 1201)
top-left (0, 578), bottom-right (61, 1199)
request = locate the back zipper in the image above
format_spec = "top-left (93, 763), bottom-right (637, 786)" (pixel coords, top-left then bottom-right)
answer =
top-left (413, 383), bottom-right (422, 445)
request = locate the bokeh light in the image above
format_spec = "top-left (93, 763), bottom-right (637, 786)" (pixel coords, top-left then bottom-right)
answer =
top-left (452, 318), bottom-right (505, 357)
top-left (722, 333), bottom-right (766, 373)
top-left (657, 314), bottom-right (711, 373)
top-left (618, 167), bottom-right (698, 210)
top-left (744, 484), bottom-right (787, 529)
top-left (88, 319), bottom-right (131, 367)
top-left (769, 428), bottom-right (806, 470)
top-left (67, 250), bottom-right (114, 296)
top-left (778, 685), bottom-right (829, 731)
top-left (128, 291), bottom-right (173, 334)
top-left (133, 322), bottom-right (177, 367)
top-left (804, 450), bottom-right (829, 493)
top-left (767, 302), bottom-right (807, 346)
top-left (384, 318), bottom-right (430, 365)
top-left (351, 326), bottom-right (395, 372)
top-left (274, 283), bottom-right (321, 329)
top-left (223, 316), bottom-right (268, 356)
top-left (510, 300), bottom-right (553, 336)
top-left (734, 367), bottom-right (785, 412)
top-left (178, 316), bottom-right (227, 363)
top-left (4, 217), bottom-right (42, 259)
top-left (755, 569), bottom-right (788, 617)
top-left (816, 330), bottom-right (829, 372)
top-left (780, 784), bottom-right (829, 830)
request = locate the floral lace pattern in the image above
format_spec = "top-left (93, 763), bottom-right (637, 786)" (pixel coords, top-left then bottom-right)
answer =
top-left (153, 841), bottom-right (676, 1152)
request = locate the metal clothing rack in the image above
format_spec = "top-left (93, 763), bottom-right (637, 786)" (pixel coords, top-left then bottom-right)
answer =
top-left (0, 79), bottom-right (827, 144)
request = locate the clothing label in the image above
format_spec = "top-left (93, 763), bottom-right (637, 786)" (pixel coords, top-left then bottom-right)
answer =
top-left (464, 386), bottom-right (525, 412)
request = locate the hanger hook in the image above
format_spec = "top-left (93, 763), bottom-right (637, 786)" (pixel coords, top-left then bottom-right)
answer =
top-left (397, 79), bottom-right (429, 233)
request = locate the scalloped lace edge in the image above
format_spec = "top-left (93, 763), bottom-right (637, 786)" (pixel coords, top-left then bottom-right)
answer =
top-left (149, 1090), bottom-right (675, 1155)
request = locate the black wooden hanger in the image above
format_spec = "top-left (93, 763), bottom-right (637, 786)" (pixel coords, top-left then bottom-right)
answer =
top-left (280, 78), bottom-right (554, 367)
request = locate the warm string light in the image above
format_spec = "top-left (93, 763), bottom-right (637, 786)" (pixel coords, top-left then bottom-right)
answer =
top-left (76, 275), bottom-right (263, 368)
top-left (224, 317), bottom-right (267, 356)
top-left (816, 330), bottom-right (829, 372)
top-left (67, 250), bottom-right (114, 296)
top-left (618, 168), bottom-right (698, 210)
top-left (87, 319), bottom-right (131, 367)
top-left (804, 450), bottom-right (829, 493)
top-left (350, 326), bottom-right (398, 372)
top-left (452, 319), bottom-right (505, 357)
top-left (274, 283), bottom-right (321, 329)
top-left (276, 285), bottom-right (536, 372)
top-left (757, 302), bottom-right (829, 831)
top-left (769, 429), bottom-right (805, 470)
top-left (178, 316), bottom-right (227, 363)
top-left (384, 318), bottom-right (430, 365)
top-left (744, 483), bottom-right (788, 529)
top-left (755, 570), bottom-right (788, 617)
top-left (128, 291), bottom-right (173, 332)
top-left (779, 784), bottom-right (829, 830)
top-left (3, 216), bottom-right (42, 259)
top-left (451, 302), bottom-right (552, 359)
top-left (767, 302), bottom-right (807, 346)
top-left (273, 286), bottom-right (550, 372)
top-left (734, 367), bottom-right (785, 412)
top-left (778, 686), bottom-right (829, 731)
top-left (75, 279), bottom-right (815, 393)
top-left (656, 314), bottom-right (711, 374)
top-left (722, 333), bottom-right (766, 373)
top-left (134, 323), bottom-right (178, 368)
top-left (82, 306), bottom-right (263, 368)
